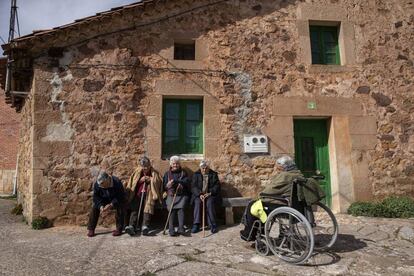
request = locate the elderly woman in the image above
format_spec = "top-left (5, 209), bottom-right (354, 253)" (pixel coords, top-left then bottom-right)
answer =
top-left (163, 156), bottom-right (190, 237)
top-left (240, 155), bottom-right (305, 241)
top-left (124, 157), bottom-right (162, 236)
top-left (191, 160), bottom-right (221, 234)
top-left (87, 171), bottom-right (126, 237)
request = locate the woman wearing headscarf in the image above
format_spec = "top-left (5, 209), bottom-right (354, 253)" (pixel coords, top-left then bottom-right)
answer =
top-left (124, 157), bottom-right (162, 236)
top-left (163, 156), bottom-right (190, 236)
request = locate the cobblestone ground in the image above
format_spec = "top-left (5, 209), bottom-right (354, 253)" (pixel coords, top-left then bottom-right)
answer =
top-left (1, 198), bottom-right (414, 276)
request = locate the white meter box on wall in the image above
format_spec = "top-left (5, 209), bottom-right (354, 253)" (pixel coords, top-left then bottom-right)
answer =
top-left (243, 135), bottom-right (268, 153)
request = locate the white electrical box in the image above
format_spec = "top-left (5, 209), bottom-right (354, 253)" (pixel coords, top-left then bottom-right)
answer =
top-left (243, 135), bottom-right (268, 153)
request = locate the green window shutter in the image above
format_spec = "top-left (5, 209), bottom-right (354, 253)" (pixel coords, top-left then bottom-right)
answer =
top-left (310, 26), bottom-right (340, 65)
top-left (162, 99), bottom-right (203, 155)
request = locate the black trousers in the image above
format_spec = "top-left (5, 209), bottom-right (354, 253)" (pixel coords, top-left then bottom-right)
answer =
top-left (193, 196), bottom-right (217, 227)
top-left (87, 204), bottom-right (125, 231)
top-left (240, 200), bottom-right (308, 241)
top-left (128, 193), bottom-right (151, 229)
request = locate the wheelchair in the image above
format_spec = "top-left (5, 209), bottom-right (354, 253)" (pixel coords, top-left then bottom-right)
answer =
top-left (242, 177), bottom-right (338, 265)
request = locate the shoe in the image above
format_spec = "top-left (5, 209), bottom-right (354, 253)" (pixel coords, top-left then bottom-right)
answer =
top-left (112, 229), bottom-right (122, 236)
top-left (191, 224), bottom-right (200, 233)
top-left (240, 230), bottom-right (254, 241)
top-left (169, 231), bottom-right (178, 237)
top-left (178, 229), bottom-right (190, 237)
top-left (87, 230), bottom-right (95, 237)
top-left (125, 225), bottom-right (135, 236)
top-left (211, 225), bottom-right (218, 234)
top-left (142, 226), bottom-right (149, 236)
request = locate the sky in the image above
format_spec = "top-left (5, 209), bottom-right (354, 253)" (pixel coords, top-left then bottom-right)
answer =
top-left (0, 0), bottom-right (139, 55)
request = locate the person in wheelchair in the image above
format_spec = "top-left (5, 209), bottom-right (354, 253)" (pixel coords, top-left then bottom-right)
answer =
top-left (240, 155), bottom-right (306, 241)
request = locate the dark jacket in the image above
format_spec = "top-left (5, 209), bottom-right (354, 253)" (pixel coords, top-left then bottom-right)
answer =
top-left (162, 169), bottom-right (190, 197)
top-left (92, 176), bottom-right (126, 209)
top-left (191, 169), bottom-right (221, 204)
top-left (260, 170), bottom-right (304, 205)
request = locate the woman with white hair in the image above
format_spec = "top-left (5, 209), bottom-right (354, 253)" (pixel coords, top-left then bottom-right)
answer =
top-left (240, 155), bottom-right (305, 241)
top-left (163, 156), bottom-right (190, 236)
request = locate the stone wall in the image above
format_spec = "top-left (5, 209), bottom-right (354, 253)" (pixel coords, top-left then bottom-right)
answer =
top-left (13, 0), bottom-right (414, 223)
top-left (16, 88), bottom-right (33, 219)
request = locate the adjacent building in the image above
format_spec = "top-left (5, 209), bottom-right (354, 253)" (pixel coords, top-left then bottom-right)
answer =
top-left (0, 57), bottom-right (20, 194)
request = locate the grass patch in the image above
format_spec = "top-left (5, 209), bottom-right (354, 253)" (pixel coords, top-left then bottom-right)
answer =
top-left (32, 217), bottom-right (51, 230)
top-left (141, 272), bottom-right (156, 276)
top-left (11, 204), bottom-right (23, 215)
top-left (348, 196), bottom-right (414, 218)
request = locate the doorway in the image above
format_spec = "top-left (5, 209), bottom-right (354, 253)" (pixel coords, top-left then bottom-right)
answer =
top-left (294, 119), bottom-right (331, 206)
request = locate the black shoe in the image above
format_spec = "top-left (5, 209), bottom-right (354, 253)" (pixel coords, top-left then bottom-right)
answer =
top-left (178, 230), bottom-right (190, 237)
top-left (191, 224), bottom-right (200, 233)
top-left (169, 231), bottom-right (179, 237)
top-left (142, 226), bottom-right (150, 236)
top-left (125, 226), bottom-right (135, 236)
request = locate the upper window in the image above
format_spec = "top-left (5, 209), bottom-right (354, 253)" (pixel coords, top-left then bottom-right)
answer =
top-left (174, 41), bottom-right (196, 60)
top-left (310, 26), bottom-right (340, 65)
top-left (162, 99), bottom-right (203, 156)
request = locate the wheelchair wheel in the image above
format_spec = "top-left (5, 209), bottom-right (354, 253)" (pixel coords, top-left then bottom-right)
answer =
top-left (255, 238), bottom-right (270, 256)
top-left (312, 202), bottom-right (338, 250)
top-left (264, 207), bottom-right (314, 264)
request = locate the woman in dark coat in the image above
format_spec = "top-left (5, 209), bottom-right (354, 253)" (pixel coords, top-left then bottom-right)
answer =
top-left (163, 156), bottom-right (190, 236)
top-left (191, 160), bottom-right (221, 234)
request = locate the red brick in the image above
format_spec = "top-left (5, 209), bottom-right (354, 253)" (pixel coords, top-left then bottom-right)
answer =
top-left (0, 89), bottom-right (20, 169)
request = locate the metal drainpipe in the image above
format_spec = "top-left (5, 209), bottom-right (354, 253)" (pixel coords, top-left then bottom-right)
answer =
top-left (12, 155), bottom-right (19, 196)
top-left (5, 57), bottom-right (11, 95)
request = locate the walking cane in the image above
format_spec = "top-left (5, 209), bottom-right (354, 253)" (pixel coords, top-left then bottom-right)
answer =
top-left (163, 189), bottom-right (178, 235)
top-left (135, 183), bottom-right (147, 232)
top-left (202, 196), bottom-right (206, 238)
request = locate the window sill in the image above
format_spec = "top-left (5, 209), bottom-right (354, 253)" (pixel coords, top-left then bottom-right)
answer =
top-left (167, 60), bottom-right (205, 70)
top-left (308, 64), bottom-right (357, 73)
top-left (162, 154), bottom-right (204, 161)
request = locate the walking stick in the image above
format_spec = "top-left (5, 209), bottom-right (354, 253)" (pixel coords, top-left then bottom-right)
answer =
top-left (202, 196), bottom-right (206, 238)
top-left (135, 186), bottom-right (146, 232)
top-left (163, 189), bottom-right (178, 235)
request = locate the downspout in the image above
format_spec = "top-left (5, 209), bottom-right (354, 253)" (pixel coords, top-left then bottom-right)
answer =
top-left (12, 154), bottom-right (18, 195)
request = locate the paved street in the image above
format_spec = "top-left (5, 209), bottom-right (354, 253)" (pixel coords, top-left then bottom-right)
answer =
top-left (0, 198), bottom-right (413, 275)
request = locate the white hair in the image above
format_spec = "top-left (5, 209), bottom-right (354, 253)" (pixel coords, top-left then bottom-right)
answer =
top-left (169, 155), bottom-right (181, 165)
top-left (276, 155), bottom-right (297, 171)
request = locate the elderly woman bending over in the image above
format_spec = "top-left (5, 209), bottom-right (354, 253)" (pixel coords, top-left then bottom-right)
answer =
top-left (163, 156), bottom-right (190, 237)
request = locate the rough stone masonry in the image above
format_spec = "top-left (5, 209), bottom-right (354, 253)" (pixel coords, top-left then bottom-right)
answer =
top-left (1, 0), bottom-right (413, 224)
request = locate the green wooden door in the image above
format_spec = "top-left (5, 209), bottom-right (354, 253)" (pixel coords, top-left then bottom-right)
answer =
top-left (294, 119), bottom-right (331, 206)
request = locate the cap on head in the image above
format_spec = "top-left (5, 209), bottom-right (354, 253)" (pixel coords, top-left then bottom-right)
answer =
top-left (276, 155), bottom-right (297, 171)
top-left (139, 156), bottom-right (151, 167)
top-left (199, 160), bottom-right (208, 168)
top-left (97, 171), bottom-right (110, 185)
top-left (169, 155), bottom-right (180, 166)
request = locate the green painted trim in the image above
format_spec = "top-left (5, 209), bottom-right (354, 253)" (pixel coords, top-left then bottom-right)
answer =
top-left (310, 25), bottom-right (341, 65)
top-left (162, 99), bottom-right (203, 155)
top-left (294, 119), bottom-right (332, 207)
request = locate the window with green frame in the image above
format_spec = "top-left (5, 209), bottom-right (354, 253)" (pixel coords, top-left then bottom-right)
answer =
top-left (162, 99), bottom-right (203, 155)
top-left (310, 25), bottom-right (341, 65)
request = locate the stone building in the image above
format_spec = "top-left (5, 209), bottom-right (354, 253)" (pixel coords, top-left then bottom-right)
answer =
top-left (0, 58), bottom-right (20, 194)
top-left (1, 0), bottom-right (413, 224)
